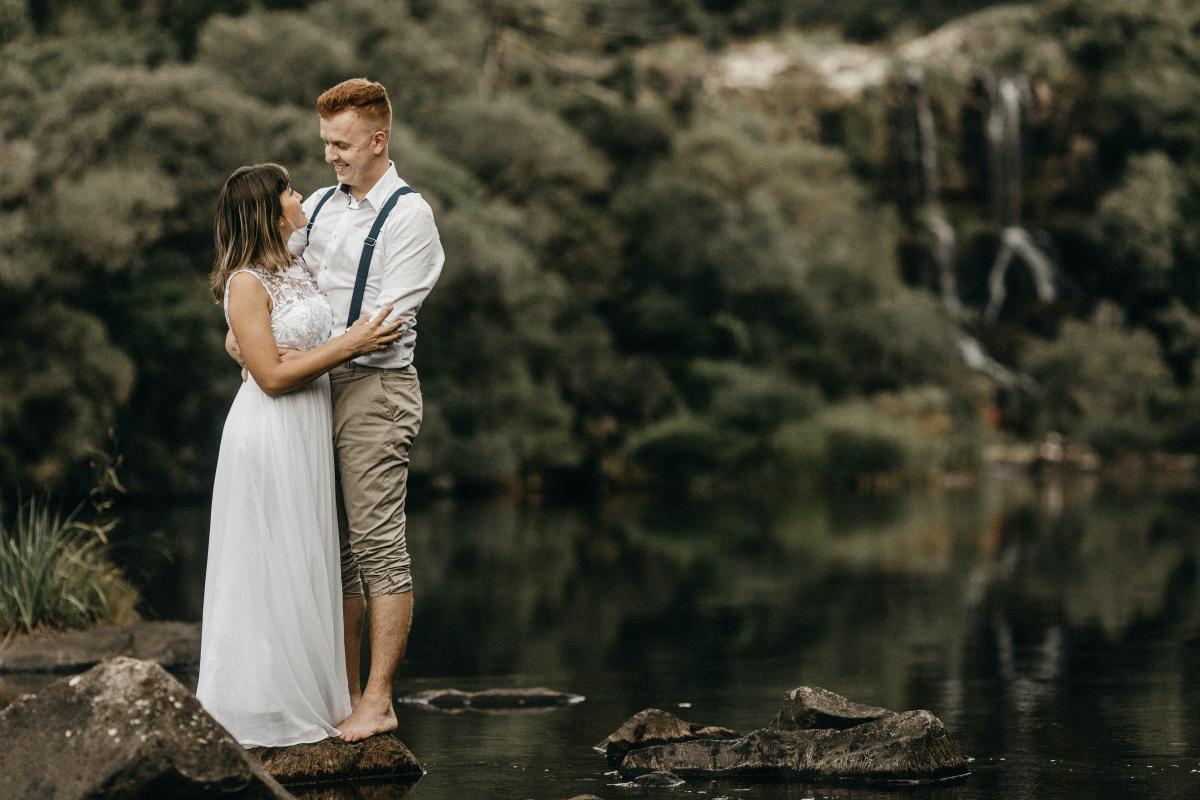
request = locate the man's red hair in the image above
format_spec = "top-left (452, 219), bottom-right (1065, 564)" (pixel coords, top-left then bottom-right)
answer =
top-left (316, 78), bottom-right (392, 133)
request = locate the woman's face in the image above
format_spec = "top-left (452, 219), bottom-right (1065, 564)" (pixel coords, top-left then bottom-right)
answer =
top-left (279, 186), bottom-right (307, 234)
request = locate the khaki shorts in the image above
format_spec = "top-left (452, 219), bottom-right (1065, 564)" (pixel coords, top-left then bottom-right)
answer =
top-left (330, 362), bottom-right (422, 597)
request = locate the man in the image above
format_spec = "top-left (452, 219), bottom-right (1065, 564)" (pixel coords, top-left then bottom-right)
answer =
top-left (228, 78), bottom-right (443, 742)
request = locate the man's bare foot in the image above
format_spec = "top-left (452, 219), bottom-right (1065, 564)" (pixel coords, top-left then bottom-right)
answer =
top-left (338, 694), bottom-right (397, 742)
top-left (349, 691), bottom-right (362, 712)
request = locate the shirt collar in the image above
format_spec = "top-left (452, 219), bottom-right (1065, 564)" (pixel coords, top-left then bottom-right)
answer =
top-left (341, 161), bottom-right (404, 210)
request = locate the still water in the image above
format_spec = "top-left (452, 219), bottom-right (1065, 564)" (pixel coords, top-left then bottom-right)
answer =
top-left (37, 476), bottom-right (1200, 797)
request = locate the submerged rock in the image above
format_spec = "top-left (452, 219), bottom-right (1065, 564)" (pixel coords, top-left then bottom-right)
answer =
top-left (613, 770), bottom-right (686, 789)
top-left (595, 708), bottom-right (739, 765)
top-left (772, 686), bottom-right (892, 731)
top-left (399, 687), bottom-right (584, 710)
top-left (619, 709), bottom-right (969, 784)
top-left (0, 656), bottom-right (290, 799)
top-left (250, 734), bottom-right (423, 785)
top-left (0, 621), bottom-right (200, 673)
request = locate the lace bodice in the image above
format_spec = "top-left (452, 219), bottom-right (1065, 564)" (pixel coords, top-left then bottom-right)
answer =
top-left (224, 261), bottom-right (333, 351)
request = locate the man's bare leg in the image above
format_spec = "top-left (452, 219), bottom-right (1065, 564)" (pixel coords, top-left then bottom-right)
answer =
top-left (343, 596), bottom-right (366, 709)
top-left (338, 591), bottom-right (412, 742)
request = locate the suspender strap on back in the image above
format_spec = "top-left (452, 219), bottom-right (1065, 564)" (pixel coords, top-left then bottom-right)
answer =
top-left (346, 186), bottom-right (415, 328)
top-left (305, 186), bottom-right (339, 243)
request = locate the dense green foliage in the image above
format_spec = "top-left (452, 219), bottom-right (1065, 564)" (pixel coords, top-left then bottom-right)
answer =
top-left (1, 0), bottom-right (1197, 497)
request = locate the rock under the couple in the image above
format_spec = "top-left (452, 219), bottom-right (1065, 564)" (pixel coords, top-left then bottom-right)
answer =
top-left (0, 621), bottom-right (201, 674)
top-left (249, 735), bottom-right (422, 785)
top-left (603, 686), bottom-right (970, 785)
top-left (0, 656), bottom-right (424, 799)
top-left (0, 656), bottom-right (290, 799)
top-left (399, 687), bottom-right (585, 710)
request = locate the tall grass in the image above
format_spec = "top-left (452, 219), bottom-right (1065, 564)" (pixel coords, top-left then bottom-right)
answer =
top-left (0, 497), bottom-right (139, 635)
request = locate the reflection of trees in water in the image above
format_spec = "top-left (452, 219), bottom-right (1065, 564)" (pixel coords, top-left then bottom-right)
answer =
top-left (408, 482), bottom-right (1195, 676)
top-left (985, 481), bottom-right (1199, 640)
top-left (405, 481), bottom-right (1198, 748)
top-left (955, 478), bottom-right (1199, 781)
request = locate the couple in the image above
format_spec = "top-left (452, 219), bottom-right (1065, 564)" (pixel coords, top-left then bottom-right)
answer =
top-left (196, 78), bottom-right (444, 747)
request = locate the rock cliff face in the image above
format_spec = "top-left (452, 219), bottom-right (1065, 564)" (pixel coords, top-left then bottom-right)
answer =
top-left (0, 657), bottom-right (290, 799)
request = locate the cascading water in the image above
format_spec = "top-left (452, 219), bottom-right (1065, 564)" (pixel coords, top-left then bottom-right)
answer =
top-left (987, 76), bottom-right (1024, 225)
top-left (890, 68), bottom-right (1048, 399)
top-left (982, 75), bottom-right (1057, 323)
top-left (898, 67), bottom-right (961, 314)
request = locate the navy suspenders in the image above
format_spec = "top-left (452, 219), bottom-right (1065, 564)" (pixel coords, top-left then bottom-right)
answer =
top-left (305, 186), bottom-right (338, 244)
top-left (346, 187), bottom-right (414, 327)
top-left (305, 184), bottom-right (416, 328)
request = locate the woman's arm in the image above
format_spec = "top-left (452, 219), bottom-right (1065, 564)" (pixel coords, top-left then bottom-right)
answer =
top-left (226, 272), bottom-right (401, 397)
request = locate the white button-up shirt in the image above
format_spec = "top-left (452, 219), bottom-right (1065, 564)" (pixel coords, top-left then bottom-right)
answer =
top-left (296, 162), bottom-right (444, 368)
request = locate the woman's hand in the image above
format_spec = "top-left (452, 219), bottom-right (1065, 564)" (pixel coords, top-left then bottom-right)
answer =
top-left (342, 306), bottom-right (404, 356)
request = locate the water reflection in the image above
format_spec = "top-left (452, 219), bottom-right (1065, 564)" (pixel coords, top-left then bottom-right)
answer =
top-left (93, 476), bottom-right (1199, 797)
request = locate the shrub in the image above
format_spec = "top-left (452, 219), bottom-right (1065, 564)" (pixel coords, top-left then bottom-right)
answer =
top-left (624, 415), bottom-right (752, 481)
top-left (0, 496), bottom-right (139, 635)
top-left (1021, 301), bottom-right (1176, 452)
top-left (772, 391), bottom-right (971, 483)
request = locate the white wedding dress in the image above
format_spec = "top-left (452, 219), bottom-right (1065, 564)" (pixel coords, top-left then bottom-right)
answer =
top-left (197, 260), bottom-right (352, 747)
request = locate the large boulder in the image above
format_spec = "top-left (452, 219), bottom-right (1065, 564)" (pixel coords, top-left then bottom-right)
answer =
top-left (399, 687), bottom-right (584, 710)
top-left (0, 622), bottom-right (201, 673)
top-left (594, 708), bottom-right (739, 765)
top-left (619, 709), bottom-right (969, 784)
top-left (772, 686), bottom-right (892, 731)
top-left (249, 735), bottom-right (423, 785)
top-left (0, 657), bottom-right (291, 799)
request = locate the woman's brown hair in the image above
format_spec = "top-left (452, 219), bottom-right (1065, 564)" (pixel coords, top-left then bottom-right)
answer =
top-left (209, 163), bottom-right (294, 302)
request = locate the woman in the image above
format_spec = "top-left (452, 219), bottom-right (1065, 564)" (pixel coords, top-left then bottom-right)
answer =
top-left (197, 163), bottom-right (402, 747)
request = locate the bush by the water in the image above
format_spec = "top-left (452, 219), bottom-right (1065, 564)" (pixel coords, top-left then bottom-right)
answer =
top-left (0, 497), bottom-right (139, 635)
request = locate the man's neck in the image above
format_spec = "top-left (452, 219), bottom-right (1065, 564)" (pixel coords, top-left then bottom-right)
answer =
top-left (348, 159), bottom-right (390, 203)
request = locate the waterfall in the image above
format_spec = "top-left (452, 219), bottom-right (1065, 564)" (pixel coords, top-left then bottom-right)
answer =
top-left (889, 67), bottom-right (1051, 414)
top-left (899, 67), bottom-right (961, 314)
top-left (984, 227), bottom-right (1057, 323)
top-left (982, 75), bottom-right (1057, 320)
top-left (986, 77), bottom-right (1024, 225)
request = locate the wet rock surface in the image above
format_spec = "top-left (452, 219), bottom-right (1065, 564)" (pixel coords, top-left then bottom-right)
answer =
top-left (0, 656), bottom-right (291, 799)
top-left (399, 687), bottom-right (584, 710)
top-left (0, 621), bottom-right (200, 673)
top-left (619, 709), bottom-right (969, 784)
top-left (772, 685), bottom-right (893, 731)
top-left (250, 734), bottom-right (423, 786)
top-left (615, 770), bottom-right (686, 788)
top-left (595, 708), bottom-right (739, 765)
top-left (601, 687), bottom-right (970, 785)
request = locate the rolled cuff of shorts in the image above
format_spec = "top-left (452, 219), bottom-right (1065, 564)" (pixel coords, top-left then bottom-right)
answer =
top-left (341, 569), bottom-right (413, 597)
top-left (363, 568), bottom-right (412, 596)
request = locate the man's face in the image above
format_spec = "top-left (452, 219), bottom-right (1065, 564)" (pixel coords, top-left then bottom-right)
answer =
top-left (319, 109), bottom-right (383, 190)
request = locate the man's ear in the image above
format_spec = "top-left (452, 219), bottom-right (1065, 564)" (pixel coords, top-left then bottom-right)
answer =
top-left (373, 130), bottom-right (388, 155)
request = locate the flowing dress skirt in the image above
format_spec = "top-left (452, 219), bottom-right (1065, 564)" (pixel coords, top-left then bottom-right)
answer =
top-left (197, 374), bottom-right (352, 747)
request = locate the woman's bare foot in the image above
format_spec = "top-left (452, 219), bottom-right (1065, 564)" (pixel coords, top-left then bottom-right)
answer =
top-left (338, 692), bottom-right (397, 742)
